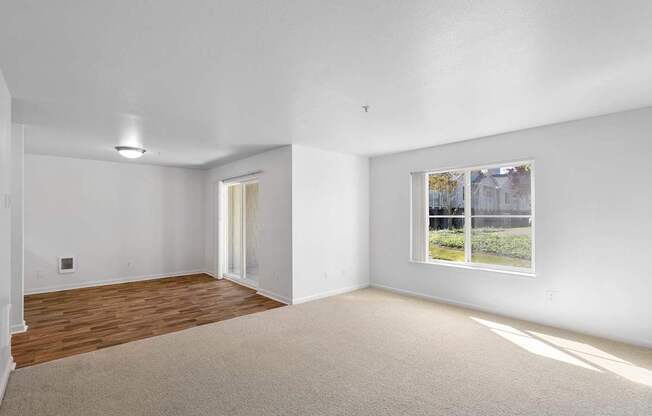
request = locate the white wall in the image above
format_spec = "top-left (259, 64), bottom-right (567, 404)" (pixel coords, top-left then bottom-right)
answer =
top-left (291, 145), bottom-right (369, 303)
top-left (0, 68), bottom-right (14, 399)
top-left (10, 125), bottom-right (24, 332)
top-left (24, 143), bottom-right (367, 307)
top-left (370, 107), bottom-right (652, 347)
top-left (204, 146), bottom-right (293, 303)
top-left (24, 154), bottom-right (205, 293)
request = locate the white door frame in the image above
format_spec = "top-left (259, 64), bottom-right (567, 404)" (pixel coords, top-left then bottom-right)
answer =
top-left (219, 176), bottom-right (259, 288)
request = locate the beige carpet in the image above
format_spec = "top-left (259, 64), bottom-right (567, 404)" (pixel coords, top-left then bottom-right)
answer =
top-left (1, 288), bottom-right (651, 415)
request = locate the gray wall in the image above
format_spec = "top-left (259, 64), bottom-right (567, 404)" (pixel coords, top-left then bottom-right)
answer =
top-left (0, 69), bottom-right (14, 395)
top-left (24, 154), bottom-right (206, 293)
top-left (370, 107), bottom-right (652, 347)
top-left (291, 145), bottom-right (370, 302)
top-left (204, 146), bottom-right (293, 303)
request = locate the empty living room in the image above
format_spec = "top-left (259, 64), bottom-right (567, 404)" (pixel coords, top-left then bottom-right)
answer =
top-left (0, 1), bottom-right (651, 415)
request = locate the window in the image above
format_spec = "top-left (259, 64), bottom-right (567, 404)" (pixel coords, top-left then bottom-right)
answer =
top-left (428, 171), bottom-right (465, 262)
top-left (413, 161), bottom-right (534, 273)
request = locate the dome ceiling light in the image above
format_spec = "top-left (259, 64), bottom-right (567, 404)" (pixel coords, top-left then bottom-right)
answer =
top-left (115, 146), bottom-right (146, 159)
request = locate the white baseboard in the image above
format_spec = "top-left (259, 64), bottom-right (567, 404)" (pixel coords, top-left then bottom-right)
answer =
top-left (204, 271), bottom-right (219, 279)
top-left (223, 275), bottom-right (258, 291)
top-left (371, 283), bottom-right (652, 349)
top-left (10, 321), bottom-right (27, 334)
top-left (24, 269), bottom-right (207, 295)
top-left (219, 275), bottom-right (290, 305)
top-left (0, 355), bottom-right (15, 405)
top-left (371, 283), bottom-right (490, 312)
top-left (292, 283), bottom-right (369, 305)
top-left (256, 288), bottom-right (292, 305)
top-left (0, 303), bottom-right (15, 405)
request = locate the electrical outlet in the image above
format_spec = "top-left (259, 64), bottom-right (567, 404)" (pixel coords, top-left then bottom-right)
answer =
top-left (323, 272), bottom-right (328, 280)
top-left (36, 270), bottom-right (44, 279)
top-left (545, 290), bottom-right (558, 303)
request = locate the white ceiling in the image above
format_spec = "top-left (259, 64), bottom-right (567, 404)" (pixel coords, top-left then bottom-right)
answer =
top-left (1, 1), bottom-right (652, 168)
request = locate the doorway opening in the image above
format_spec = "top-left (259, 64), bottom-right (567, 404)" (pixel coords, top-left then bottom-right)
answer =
top-left (224, 179), bottom-right (259, 287)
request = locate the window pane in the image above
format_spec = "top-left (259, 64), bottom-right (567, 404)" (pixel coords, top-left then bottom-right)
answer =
top-left (471, 217), bottom-right (532, 268)
top-left (471, 164), bottom-right (531, 215)
top-left (429, 217), bottom-right (465, 262)
top-left (227, 184), bottom-right (243, 276)
top-left (429, 171), bottom-right (464, 215)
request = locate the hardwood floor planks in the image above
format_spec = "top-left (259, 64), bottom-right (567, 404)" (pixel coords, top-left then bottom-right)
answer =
top-left (11, 274), bottom-right (284, 368)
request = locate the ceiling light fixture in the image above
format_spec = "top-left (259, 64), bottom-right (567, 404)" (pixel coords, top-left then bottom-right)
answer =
top-left (115, 146), bottom-right (146, 159)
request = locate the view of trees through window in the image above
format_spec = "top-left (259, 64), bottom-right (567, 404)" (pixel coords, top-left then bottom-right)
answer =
top-left (428, 163), bottom-right (533, 269)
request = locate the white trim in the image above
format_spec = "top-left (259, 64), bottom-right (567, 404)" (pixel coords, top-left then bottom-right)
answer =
top-left (413, 158), bottom-right (534, 176)
top-left (242, 183), bottom-right (248, 282)
top-left (256, 288), bottom-right (292, 305)
top-left (204, 271), bottom-right (220, 279)
top-left (222, 171), bottom-right (262, 184)
top-left (0, 355), bottom-right (15, 405)
top-left (223, 274), bottom-right (258, 290)
top-left (422, 173), bottom-right (428, 260)
top-left (24, 269), bottom-right (206, 295)
top-left (222, 274), bottom-right (290, 304)
top-left (10, 321), bottom-right (27, 334)
top-left (224, 182), bottom-right (238, 279)
top-left (423, 159), bottom-right (535, 275)
top-left (530, 162), bottom-right (537, 272)
top-left (409, 260), bottom-right (536, 277)
top-left (371, 283), bottom-right (652, 349)
top-left (215, 180), bottom-right (225, 279)
top-left (464, 171), bottom-right (472, 262)
top-left (292, 283), bottom-right (370, 304)
top-left (0, 304), bottom-right (15, 405)
top-left (221, 178), bottom-right (260, 284)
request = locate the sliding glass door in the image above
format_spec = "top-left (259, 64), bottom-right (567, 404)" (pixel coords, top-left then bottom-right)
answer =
top-left (225, 180), bottom-right (259, 284)
top-left (227, 184), bottom-right (243, 277)
top-left (244, 182), bottom-right (259, 280)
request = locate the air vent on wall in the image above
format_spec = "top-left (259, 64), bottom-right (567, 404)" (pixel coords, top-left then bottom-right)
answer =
top-left (58, 256), bottom-right (75, 274)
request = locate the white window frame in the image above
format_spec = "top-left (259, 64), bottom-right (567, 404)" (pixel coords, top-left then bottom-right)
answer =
top-left (422, 160), bottom-right (535, 275)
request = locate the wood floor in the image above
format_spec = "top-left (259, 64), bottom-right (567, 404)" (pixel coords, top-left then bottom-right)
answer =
top-left (11, 274), bottom-right (284, 368)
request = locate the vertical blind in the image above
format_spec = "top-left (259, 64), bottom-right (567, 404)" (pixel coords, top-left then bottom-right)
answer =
top-left (410, 172), bottom-right (427, 262)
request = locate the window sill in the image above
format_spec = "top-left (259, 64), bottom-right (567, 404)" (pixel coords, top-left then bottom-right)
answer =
top-left (409, 260), bottom-right (536, 278)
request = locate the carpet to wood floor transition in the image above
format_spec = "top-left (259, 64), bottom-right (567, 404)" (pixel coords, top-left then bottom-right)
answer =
top-left (11, 274), bottom-right (284, 368)
top-left (2, 288), bottom-right (650, 415)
